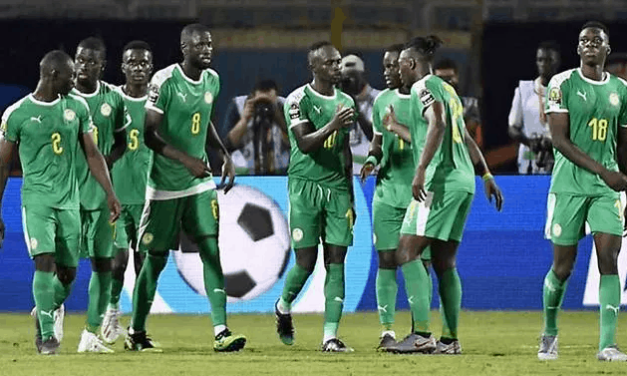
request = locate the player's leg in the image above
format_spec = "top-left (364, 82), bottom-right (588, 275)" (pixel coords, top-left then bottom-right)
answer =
top-left (109, 206), bottom-right (131, 312)
top-left (125, 199), bottom-right (180, 352)
top-left (431, 240), bottom-right (462, 355)
top-left (183, 190), bottom-right (246, 352)
top-left (23, 205), bottom-right (60, 354)
top-left (372, 200), bottom-right (404, 348)
top-left (421, 248), bottom-right (433, 319)
top-left (78, 207), bottom-right (115, 353)
top-left (539, 193), bottom-right (586, 360)
top-left (276, 178), bottom-right (322, 345)
top-left (588, 195), bottom-right (626, 361)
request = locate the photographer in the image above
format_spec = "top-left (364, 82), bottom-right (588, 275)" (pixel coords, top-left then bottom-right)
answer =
top-left (339, 54), bottom-right (381, 174)
top-left (223, 80), bottom-right (290, 175)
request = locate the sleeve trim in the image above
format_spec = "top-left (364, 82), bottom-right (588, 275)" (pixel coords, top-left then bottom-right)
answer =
top-left (288, 119), bottom-right (309, 129)
top-left (145, 104), bottom-right (164, 115)
top-left (545, 109), bottom-right (569, 114)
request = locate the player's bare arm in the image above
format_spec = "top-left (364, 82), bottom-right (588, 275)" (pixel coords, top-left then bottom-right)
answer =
top-left (104, 128), bottom-right (127, 169)
top-left (292, 105), bottom-right (354, 154)
top-left (79, 132), bottom-right (121, 222)
top-left (549, 112), bottom-right (627, 191)
top-left (359, 133), bottom-right (382, 182)
top-left (464, 127), bottom-right (503, 211)
top-left (383, 105), bottom-right (411, 143)
top-left (412, 101), bottom-right (447, 201)
top-left (343, 136), bottom-right (355, 217)
top-left (206, 119), bottom-right (235, 193)
top-left (0, 138), bottom-right (15, 247)
top-left (355, 110), bottom-right (374, 141)
top-left (144, 108), bottom-right (210, 178)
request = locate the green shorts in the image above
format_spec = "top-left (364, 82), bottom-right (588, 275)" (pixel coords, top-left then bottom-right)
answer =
top-left (288, 178), bottom-right (354, 249)
top-left (80, 206), bottom-right (115, 259)
top-left (545, 193), bottom-right (624, 246)
top-left (372, 199), bottom-right (406, 251)
top-left (400, 190), bottom-right (473, 242)
top-left (114, 204), bottom-right (144, 250)
top-left (138, 189), bottom-right (219, 253)
top-left (22, 205), bottom-right (81, 267)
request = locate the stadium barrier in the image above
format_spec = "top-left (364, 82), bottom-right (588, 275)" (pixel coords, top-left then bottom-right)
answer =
top-left (0, 175), bottom-right (620, 313)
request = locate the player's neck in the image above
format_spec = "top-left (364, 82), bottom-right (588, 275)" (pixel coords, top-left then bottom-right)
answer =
top-left (32, 84), bottom-right (59, 103)
top-left (123, 83), bottom-right (147, 98)
top-left (180, 61), bottom-right (202, 81)
top-left (310, 78), bottom-right (334, 97)
top-left (538, 76), bottom-right (550, 87)
top-left (580, 64), bottom-right (605, 82)
top-left (398, 85), bottom-right (411, 95)
top-left (75, 80), bottom-right (98, 95)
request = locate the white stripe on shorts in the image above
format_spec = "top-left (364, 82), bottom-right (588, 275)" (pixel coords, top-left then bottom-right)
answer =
top-left (544, 193), bottom-right (556, 240)
top-left (21, 207), bottom-right (32, 255)
top-left (415, 193), bottom-right (433, 237)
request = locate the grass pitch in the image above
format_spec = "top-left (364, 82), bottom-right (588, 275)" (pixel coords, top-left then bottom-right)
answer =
top-left (1, 311), bottom-right (626, 376)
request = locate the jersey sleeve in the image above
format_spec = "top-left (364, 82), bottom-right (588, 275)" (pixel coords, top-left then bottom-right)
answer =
top-left (76, 99), bottom-right (95, 135)
top-left (114, 92), bottom-right (131, 132)
top-left (146, 74), bottom-right (171, 115)
top-left (285, 94), bottom-right (310, 129)
top-left (508, 86), bottom-right (523, 127)
top-left (1, 104), bottom-right (20, 142)
top-left (546, 76), bottom-right (569, 114)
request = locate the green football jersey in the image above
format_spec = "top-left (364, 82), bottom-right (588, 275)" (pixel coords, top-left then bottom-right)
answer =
top-left (372, 88), bottom-right (414, 208)
top-left (285, 84), bottom-right (356, 190)
top-left (72, 81), bottom-right (130, 210)
top-left (1, 94), bottom-right (92, 209)
top-left (145, 64), bottom-right (219, 199)
top-left (546, 68), bottom-right (627, 197)
top-left (409, 75), bottom-right (475, 194)
top-left (111, 87), bottom-right (152, 205)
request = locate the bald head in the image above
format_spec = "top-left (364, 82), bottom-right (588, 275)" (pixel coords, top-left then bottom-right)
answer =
top-left (181, 23), bottom-right (211, 44)
top-left (40, 50), bottom-right (73, 78)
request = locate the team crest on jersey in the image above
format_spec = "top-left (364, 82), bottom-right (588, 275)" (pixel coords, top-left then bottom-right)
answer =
top-left (100, 103), bottom-right (112, 117)
top-left (548, 87), bottom-right (562, 105)
top-left (288, 102), bottom-right (301, 120)
top-left (148, 84), bottom-right (159, 104)
top-left (610, 93), bottom-right (619, 106)
top-left (419, 89), bottom-right (435, 107)
top-left (64, 109), bottom-right (76, 122)
top-left (204, 92), bottom-right (213, 104)
top-left (292, 228), bottom-right (303, 242)
top-left (552, 223), bottom-right (562, 237)
top-left (142, 232), bottom-right (154, 245)
top-left (30, 237), bottom-right (38, 250)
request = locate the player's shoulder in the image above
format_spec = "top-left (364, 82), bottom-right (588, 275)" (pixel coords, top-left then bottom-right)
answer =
top-left (150, 64), bottom-right (178, 87)
top-left (204, 67), bottom-right (219, 80)
top-left (2, 95), bottom-right (30, 122)
top-left (373, 88), bottom-right (393, 105)
top-left (286, 84), bottom-right (309, 105)
top-left (336, 89), bottom-right (355, 106)
top-left (411, 74), bottom-right (435, 95)
top-left (549, 68), bottom-right (577, 88)
top-left (66, 93), bottom-right (91, 114)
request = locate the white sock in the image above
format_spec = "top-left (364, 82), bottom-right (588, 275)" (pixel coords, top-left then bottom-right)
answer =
top-left (323, 334), bottom-right (336, 343)
top-left (277, 298), bottom-right (290, 314)
top-left (214, 324), bottom-right (227, 336)
top-left (382, 330), bottom-right (395, 339)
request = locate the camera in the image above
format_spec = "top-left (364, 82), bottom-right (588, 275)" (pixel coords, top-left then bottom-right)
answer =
top-left (253, 98), bottom-right (275, 128)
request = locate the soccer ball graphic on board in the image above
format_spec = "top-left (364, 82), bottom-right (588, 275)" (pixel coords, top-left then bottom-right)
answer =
top-left (173, 184), bottom-right (291, 302)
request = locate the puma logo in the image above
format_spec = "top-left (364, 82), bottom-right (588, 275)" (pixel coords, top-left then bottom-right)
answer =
top-left (377, 305), bottom-right (388, 313)
top-left (313, 105), bottom-right (322, 114)
top-left (177, 92), bottom-right (187, 102)
top-left (334, 297), bottom-right (343, 303)
top-left (606, 304), bottom-right (620, 315)
top-left (577, 90), bottom-right (587, 101)
top-left (213, 288), bottom-right (226, 294)
top-left (39, 310), bottom-right (54, 319)
top-left (30, 116), bottom-right (42, 123)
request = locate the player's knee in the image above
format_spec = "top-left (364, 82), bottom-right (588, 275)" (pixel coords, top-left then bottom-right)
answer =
top-left (33, 254), bottom-right (56, 272)
top-left (91, 257), bottom-right (113, 273)
top-left (295, 248), bottom-right (317, 273)
top-left (597, 248), bottom-right (619, 275)
top-left (432, 258), bottom-right (456, 275)
top-left (56, 267), bottom-right (76, 285)
top-left (551, 262), bottom-right (574, 281)
top-left (378, 251), bottom-right (397, 269)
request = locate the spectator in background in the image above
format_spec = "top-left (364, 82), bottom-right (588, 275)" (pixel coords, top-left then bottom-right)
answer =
top-left (508, 41), bottom-right (561, 174)
top-left (434, 58), bottom-right (483, 148)
top-left (222, 80), bottom-right (289, 175)
top-left (339, 54), bottom-right (381, 174)
top-left (605, 53), bottom-right (627, 80)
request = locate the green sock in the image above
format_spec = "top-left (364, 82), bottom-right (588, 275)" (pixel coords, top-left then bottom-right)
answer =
top-left (109, 278), bottom-right (123, 310)
top-left (376, 268), bottom-right (397, 330)
top-left (33, 271), bottom-right (56, 340)
top-left (281, 263), bottom-right (312, 306)
top-left (542, 269), bottom-right (568, 336)
top-left (198, 237), bottom-right (226, 327)
top-left (425, 264), bottom-right (433, 308)
top-left (131, 253), bottom-right (167, 332)
top-left (402, 259), bottom-right (431, 334)
top-left (599, 274), bottom-right (620, 350)
top-left (323, 263), bottom-right (345, 337)
top-left (86, 271), bottom-right (112, 332)
top-left (438, 268), bottom-right (462, 339)
top-left (51, 274), bottom-right (72, 310)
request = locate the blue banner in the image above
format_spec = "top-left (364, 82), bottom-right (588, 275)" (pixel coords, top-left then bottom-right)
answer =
top-left (0, 176), bottom-right (603, 313)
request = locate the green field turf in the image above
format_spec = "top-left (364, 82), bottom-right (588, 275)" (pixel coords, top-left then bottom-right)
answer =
top-left (1, 311), bottom-right (626, 376)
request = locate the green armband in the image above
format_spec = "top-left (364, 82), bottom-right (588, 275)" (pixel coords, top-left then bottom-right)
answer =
top-left (482, 172), bottom-right (494, 182)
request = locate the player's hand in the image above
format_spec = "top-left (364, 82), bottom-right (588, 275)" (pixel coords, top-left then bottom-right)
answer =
top-left (220, 156), bottom-right (236, 194)
top-left (0, 216), bottom-right (5, 249)
top-left (359, 162), bottom-right (375, 182)
top-left (383, 105), bottom-right (398, 131)
top-left (346, 206), bottom-right (357, 229)
top-left (242, 97), bottom-right (256, 121)
top-left (484, 177), bottom-right (504, 212)
top-left (600, 170), bottom-right (627, 192)
top-left (331, 105), bottom-right (355, 130)
top-left (182, 155), bottom-right (212, 178)
top-left (107, 194), bottom-right (122, 223)
top-left (412, 168), bottom-right (427, 202)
